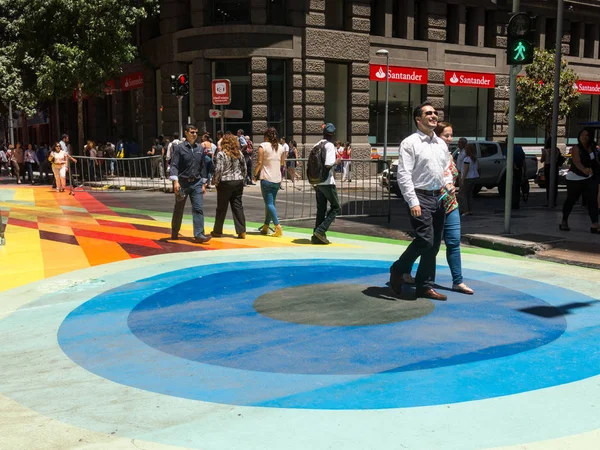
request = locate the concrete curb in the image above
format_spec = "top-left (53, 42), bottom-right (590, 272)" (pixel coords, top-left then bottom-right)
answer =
top-left (461, 234), bottom-right (565, 256)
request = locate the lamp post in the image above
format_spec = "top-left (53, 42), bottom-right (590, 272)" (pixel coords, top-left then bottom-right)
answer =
top-left (376, 49), bottom-right (390, 162)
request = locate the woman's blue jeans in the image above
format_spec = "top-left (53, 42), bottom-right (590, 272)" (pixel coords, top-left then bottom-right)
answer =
top-left (444, 207), bottom-right (463, 285)
top-left (261, 180), bottom-right (281, 226)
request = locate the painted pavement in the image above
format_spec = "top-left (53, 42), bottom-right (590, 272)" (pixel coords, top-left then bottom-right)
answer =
top-left (1, 186), bottom-right (599, 450)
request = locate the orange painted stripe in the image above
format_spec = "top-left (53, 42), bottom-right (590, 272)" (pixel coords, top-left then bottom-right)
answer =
top-left (75, 236), bottom-right (132, 266)
top-left (73, 227), bottom-right (163, 249)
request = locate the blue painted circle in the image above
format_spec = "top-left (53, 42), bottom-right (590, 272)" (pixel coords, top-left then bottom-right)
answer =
top-left (127, 263), bottom-right (564, 375)
top-left (57, 258), bottom-right (600, 410)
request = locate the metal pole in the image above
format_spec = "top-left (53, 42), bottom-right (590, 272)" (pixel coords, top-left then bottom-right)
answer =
top-left (177, 96), bottom-right (183, 138)
top-left (220, 105), bottom-right (225, 133)
top-left (504, 0), bottom-right (520, 234)
top-left (549, 0), bottom-right (564, 209)
top-left (8, 100), bottom-right (14, 146)
top-left (383, 53), bottom-right (390, 163)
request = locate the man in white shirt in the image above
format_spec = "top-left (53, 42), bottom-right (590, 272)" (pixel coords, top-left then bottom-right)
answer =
top-left (390, 101), bottom-right (454, 301)
top-left (312, 123), bottom-right (341, 245)
top-left (166, 132), bottom-right (182, 173)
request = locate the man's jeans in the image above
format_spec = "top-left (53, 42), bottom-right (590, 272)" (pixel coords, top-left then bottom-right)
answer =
top-left (443, 207), bottom-right (463, 285)
top-left (314, 184), bottom-right (341, 234)
top-left (260, 180), bottom-right (280, 226)
top-left (171, 179), bottom-right (206, 238)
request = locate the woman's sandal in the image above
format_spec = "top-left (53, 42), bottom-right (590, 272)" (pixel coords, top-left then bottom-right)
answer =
top-left (452, 283), bottom-right (474, 295)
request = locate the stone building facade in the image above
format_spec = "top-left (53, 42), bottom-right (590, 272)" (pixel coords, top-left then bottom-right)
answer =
top-left (52, 0), bottom-right (600, 156)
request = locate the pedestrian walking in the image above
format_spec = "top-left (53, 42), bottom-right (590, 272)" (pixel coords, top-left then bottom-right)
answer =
top-left (36, 142), bottom-right (51, 183)
top-left (341, 142), bottom-right (352, 182)
top-left (310, 123), bottom-right (341, 245)
top-left (459, 143), bottom-right (479, 216)
top-left (455, 137), bottom-right (468, 178)
top-left (211, 133), bottom-right (247, 239)
top-left (147, 138), bottom-right (165, 179)
top-left (400, 122), bottom-right (474, 295)
top-left (286, 139), bottom-right (300, 187)
top-left (10, 143), bottom-right (24, 184)
top-left (49, 142), bottom-right (77, 192)
top-left (389, 101), bottom-right (453, 301)
top-left (166, 132), bottom-right (182, 175)
top-left (560, 127), bottom-right (600, 233)
top-left (169, 124), bottom-right (211, 244)
top-left (254, 127), bottom-right (285, 237)
top-left (24, 144), bottom-right (40, 185)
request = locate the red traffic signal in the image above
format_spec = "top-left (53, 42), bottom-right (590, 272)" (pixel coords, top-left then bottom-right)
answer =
top-left (175, 73), bottom-right (189, 96)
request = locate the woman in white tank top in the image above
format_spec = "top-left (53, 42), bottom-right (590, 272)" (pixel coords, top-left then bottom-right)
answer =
top-left (253, 127), bottom-right (286, 237)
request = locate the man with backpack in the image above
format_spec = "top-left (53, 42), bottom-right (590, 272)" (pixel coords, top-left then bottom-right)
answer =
top-left (308, 123), bottom-right (341, 244)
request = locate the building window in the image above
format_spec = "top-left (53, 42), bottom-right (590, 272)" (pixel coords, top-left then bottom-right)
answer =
top-left (267, 59), bottom-right (287, 138)
top-left (444, 86), bottom-right (488, 140)
top-left (325, 0), bottom-right (344, 30)
top-left (584, 24), bottom-right (596, 58)
top-left (212, 60), bottom-right (251, 135)
top-left (465, 7), bottom-right (477, 46)
top-left (570, 22), bottom-right (582, 56)
top-left (567, 95), bottom-right (600, 145)
top-left (369, 82), bottom-right (423, 145)
top-left (414, 0), bottom-right (426, 41)
top-left (268, 0), bottom-right (286, 25)
top-left (446, 4), bottom-right (459, 44)
top-left (211, 0), bottom-right (250, 24)
top-left (325, 62), bottom-right (349, 142)
top-left (371, 0), bottom-right (384, 36)
top-left (546, 18), bottom-right (557, 50)
top-left (393, 1), bottom-right (408, 39)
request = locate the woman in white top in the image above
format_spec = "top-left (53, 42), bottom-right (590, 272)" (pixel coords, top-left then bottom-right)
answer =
top-left (459, 143), bottom-right (479, 216)
top-left (254, 127), bottom-right (286, 237)
top-left (49, 142), bottom-right (77, 192)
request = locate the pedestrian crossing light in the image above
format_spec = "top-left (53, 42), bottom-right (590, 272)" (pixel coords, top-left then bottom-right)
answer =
top-left (507, 13), bottom-right (535, 65)
top-left (177, 74), bottom-right (189, 96)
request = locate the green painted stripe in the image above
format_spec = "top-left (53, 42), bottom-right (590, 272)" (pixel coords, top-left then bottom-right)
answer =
top-left (108, 205), bottom-right (521, 260)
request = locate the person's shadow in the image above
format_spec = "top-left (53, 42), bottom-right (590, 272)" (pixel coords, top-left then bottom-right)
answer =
top-left (363, 284), bottom-right (418, 301)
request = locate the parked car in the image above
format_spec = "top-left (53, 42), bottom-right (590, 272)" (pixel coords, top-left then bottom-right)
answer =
top-left (382, 141), bottom-right (537, 198)
top-left (535, 166), bottom-right (568, 188)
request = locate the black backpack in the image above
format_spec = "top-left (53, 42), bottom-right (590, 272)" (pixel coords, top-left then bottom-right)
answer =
top-left (307, 140), bottom-right (328, 185)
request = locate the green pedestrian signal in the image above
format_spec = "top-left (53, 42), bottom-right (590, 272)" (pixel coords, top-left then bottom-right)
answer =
top-left (507, 13), bottom-right (535, 65)
top-left (510, 38), bottom-right (533, 64)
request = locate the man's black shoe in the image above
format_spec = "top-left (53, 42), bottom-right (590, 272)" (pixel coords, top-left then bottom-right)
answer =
top-left (389, 275), bottom-right (403, 294)
top-left (170, 233), bottom-right (179, 240)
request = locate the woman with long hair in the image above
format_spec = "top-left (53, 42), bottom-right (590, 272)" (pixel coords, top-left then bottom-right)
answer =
top-left (49, 142), bottom-right (77, 192)
top-left (23, 143), bottom-right (39, 185)
top-left (460, 143), bottom-right (479, 216)
top-left (211, 133), bottom-right (247, 239)
top-left (401, 122), bottom-right (473, 295)
top-left (560, 127), bottom-right (600, 233)
top-left (254, 127), bottom-right (285, 237)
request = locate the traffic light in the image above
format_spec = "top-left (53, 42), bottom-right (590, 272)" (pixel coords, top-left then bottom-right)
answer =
top-left (170, 75), bottom-right (177, 95)
top-left (177, 73), bottom-right (189, 96)
top-left (507, 13), bottom-right (535, 65)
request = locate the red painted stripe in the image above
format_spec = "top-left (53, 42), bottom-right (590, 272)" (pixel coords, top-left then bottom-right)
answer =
top-left (7, 217), bottom-right (39, 230)
top-left (73, 192), bottom-right (117, 215)
top-left (96, 219), bottom-right (137, 229)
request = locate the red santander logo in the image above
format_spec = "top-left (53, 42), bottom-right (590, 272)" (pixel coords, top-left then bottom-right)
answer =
top-left (369, 64), bottom-right (428, 85)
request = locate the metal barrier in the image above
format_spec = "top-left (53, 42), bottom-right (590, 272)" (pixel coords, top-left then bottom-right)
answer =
top-left (68, 156), bottom-right (169, 193)
top-left (278, 158), bottom-right (391, 223)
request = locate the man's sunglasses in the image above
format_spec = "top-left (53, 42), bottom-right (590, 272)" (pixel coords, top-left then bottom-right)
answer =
top-left (424, 111), bottom-right (438, 117)
top-left (187, 131), bottom-right (198, 134)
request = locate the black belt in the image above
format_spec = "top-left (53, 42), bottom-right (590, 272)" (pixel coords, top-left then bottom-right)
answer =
top-left (415, 188), bottom-right (441, 197)
top-left (179, 176), bottom-right (199, 183)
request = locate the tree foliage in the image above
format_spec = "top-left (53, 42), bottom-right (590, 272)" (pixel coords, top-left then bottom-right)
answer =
top-left (0, 0), bottom-right (158, 112)
top-left (514, 48), bottom-right (579, 134)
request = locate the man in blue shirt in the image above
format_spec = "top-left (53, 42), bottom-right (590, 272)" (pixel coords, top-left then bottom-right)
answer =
top-left (169, 124), bottom-right (211, 244)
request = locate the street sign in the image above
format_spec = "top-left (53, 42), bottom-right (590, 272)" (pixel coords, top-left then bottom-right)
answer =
top-left (224, 109), bottom-right (243, 119)
top-left (212, 79), bottom-right (231, 105)
top-left (209, 109), bottom-right (222, 118)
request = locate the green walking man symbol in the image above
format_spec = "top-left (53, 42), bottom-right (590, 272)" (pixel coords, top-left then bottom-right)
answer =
top-left (514, 41), bottom-right (527, 61)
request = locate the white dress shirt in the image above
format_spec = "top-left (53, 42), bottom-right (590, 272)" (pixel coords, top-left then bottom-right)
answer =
top-left (396, 130), bottom-right (452, 208)
top-left (456, 149), bottom-right (466, 174)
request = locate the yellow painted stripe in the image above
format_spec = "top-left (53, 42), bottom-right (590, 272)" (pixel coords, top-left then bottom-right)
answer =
top-left (40, 240), bottom-right (91, 279)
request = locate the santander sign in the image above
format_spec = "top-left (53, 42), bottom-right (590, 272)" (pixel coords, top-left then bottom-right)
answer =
top-left (576, 80), bottom-right (600, 95)
top-left (369, 64), bottom-right (428, 85)
top-left (444, 70), bottom-right (495, 89)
